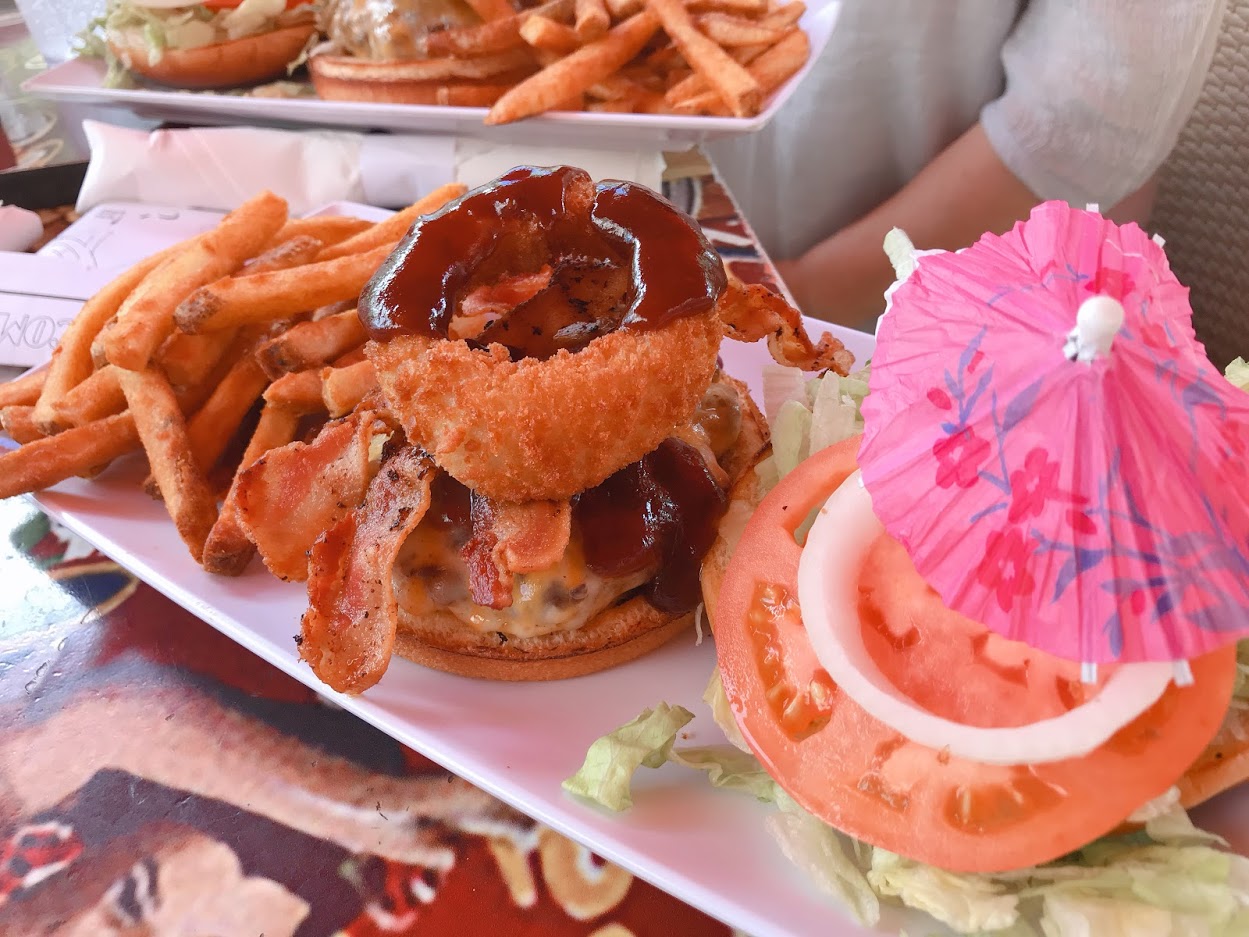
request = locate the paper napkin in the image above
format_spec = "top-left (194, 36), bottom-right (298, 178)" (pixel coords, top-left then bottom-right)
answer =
top-left (76, 121), bottom-right (666, 215)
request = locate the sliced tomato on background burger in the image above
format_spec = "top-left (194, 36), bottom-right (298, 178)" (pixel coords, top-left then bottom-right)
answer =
top-left (711, 437), bottom-right (1238, 874)
top-left (81, 0), bottom-right (318, 90)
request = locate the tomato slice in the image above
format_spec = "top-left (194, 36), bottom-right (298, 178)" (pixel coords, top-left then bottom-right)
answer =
top-left (713, 438), bottom-right (1238, 873)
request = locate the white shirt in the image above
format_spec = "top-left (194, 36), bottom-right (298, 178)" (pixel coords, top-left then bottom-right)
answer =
top-left (708, 0), bottom-right (1226, 261)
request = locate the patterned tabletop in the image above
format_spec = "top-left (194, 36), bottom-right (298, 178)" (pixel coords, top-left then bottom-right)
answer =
top-left (0, 173), bottom-right (779, 937)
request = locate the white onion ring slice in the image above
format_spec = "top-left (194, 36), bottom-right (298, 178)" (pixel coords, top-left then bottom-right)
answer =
top-left (796, 470), bottom-right (1175, 766)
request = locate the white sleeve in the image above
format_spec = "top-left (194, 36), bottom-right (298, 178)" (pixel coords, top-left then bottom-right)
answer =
top-left (980, 0), bottom-right (1226, 207)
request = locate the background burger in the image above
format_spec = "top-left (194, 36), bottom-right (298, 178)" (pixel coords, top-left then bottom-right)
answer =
top-left (308, 0), bottom-right (540, 106)
top-left (80, 0), bottom-right (318, 90)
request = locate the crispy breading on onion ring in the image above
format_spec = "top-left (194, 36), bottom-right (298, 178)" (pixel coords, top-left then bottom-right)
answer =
top-left (368, 310), bottom-right (722, 502)
top-left (718, 279), bottom-right (854, 374)
top-left (301, 446), bottom-right (435, 694)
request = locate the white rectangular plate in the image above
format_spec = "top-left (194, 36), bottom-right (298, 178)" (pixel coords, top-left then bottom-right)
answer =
top-left (24, 1), bottom-right (840, 149)
top-left (31, 322), bottom-right (937, 937)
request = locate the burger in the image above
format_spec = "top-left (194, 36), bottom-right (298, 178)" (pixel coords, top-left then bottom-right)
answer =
top-left (79, 0), bottom-right (318, 90)
top-left (307, 0), bottom-right (537, 106)
top-left (231, 166), bottom-right (845, 693)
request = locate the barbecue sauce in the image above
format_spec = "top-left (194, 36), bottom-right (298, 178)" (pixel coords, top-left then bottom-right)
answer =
top-left (574, 438), bottom-right (728, 614)
top-left (359, 165), bottom-right (727, 347)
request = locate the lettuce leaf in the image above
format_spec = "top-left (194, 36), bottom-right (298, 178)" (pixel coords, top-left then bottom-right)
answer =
top-left (562, 703), bottom-right (693, 811)
top-left (1226, 357), bottom-right (1249, 393)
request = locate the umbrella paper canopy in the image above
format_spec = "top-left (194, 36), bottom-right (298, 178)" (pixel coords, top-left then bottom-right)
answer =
top-left (859, 201), bottom-right (1249, 668)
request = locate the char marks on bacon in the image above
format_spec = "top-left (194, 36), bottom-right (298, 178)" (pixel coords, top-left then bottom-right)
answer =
top-left (301, 446), bottom-right (435, 694)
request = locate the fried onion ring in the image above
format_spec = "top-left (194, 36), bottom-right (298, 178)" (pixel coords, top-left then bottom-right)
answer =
top-left (368, 311), bottom-right (722, 502)
top-left (361, 165), bottom-right (729, 502)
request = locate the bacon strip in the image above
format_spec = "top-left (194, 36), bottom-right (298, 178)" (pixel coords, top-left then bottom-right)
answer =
top-left (717, 280), bottom-right (854, 374)
top-left (301, 447), bottom-right (434, 695)
top-left (463, 498), bottom-right (572, 609)
top-left (235, 410), bottom-right (386, 582)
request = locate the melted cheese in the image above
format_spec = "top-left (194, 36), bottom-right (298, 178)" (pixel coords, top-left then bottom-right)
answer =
top-left (391, 375), bottom-right (744, 639)
top-left (393, 525), bottom-right (652, 639)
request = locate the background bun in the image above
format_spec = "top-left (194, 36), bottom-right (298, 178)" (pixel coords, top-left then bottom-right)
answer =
top-left (109, 23), bottom-right (316, 89)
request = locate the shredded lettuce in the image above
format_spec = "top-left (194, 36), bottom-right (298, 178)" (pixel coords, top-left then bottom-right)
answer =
top-left (1226, 358), bottom-right (1249, 393)
top-left (562, 703), bottom-right (693, 811)
top-left (762, 365), bottom-right (871, 486)
top-left (76, 0), bottom-right (311, 87)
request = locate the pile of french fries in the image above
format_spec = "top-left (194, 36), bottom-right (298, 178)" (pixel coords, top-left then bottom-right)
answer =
top-left (319, 0), bottom-right (811, 123)
top-left (492, 0), bottom-right (810, 121)
top-left (0, 185), bottom-right (465, 575)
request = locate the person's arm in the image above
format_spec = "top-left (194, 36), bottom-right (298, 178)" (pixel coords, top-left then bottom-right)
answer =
top-left (778, 122), bottom-right (1037, 327)
top-left (782, 0), bottom-right (1224, 328)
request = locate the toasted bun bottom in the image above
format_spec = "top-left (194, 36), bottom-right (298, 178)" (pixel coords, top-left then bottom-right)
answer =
top-left (309, 55), bottom-right (534, 106)
top-left (309, 56), bottom-right (528, 106)
top-left (395, 602), bottom-right (695, 681)
top-left (109, 24), bottom-right (316, 89)
top-left (698, 442), bottom-right (1249, 809)
top-left (392, 375), bottom-right (768, 682)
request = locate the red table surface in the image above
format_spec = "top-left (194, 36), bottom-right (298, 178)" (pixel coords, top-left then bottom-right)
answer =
top-left (0, 174), bottom-right (780, 936)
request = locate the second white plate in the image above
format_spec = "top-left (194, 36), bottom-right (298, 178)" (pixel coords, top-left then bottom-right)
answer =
top-left (24, 1), bottom-right (840, 148)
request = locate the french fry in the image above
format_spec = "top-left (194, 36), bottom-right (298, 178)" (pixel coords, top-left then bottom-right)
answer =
top-left (255, 310), bottom-right (368, 379)
top-left (185, 353), bottom-right (271, 473)
top-left (604, 0), bottom-right (641, 17)
top-left (175, 244), bottom-right (394, 334)
top-left (32, 239), bottom-right (189, 435)
top-left (315, 183), bottom-right (468, 263)
top-left (0, 412), bottom-right (140, 500)
top-left (272, 215), bottom-right (371, 247)
top-left (588, 92), bottom-right (662, 112)
top-left (51, 365), bottom-right (127, 428)
top-left (685, 0), bottom-right (766, 13)
top-left (464, 0), bottom-right (519, 20)
top-left (759, 1), bottom-right (805, 29)
top-left (264, 369), bottom-right (326, 415)
top-left (202, 405), bottom-right (301, 576)
top-left (240, 235), bottom-right (324, 277)
top-left (575, 0), bottom-right (610, 40)
top-left (520, 15), bottom-right (582, 54)
top-left (117, 368), bottom-right (218, 561)
top-left (312, 299), bottom-right (359, 321)
top-left (90, 324), bottom-right (113, 369)
top-left (485, 10), bottom-right (661, 124)
top-left (332, 346), bottom-right (368, 368)
top-left (1, 406), bottom-right (43, 444)
top-left (695, 12), bottom-right (786, 45)
top-left (157, 330), bottom-right (240, 388)
top-left (671, 27), bottom-right (806, 113)
top-left (645, 0), bottom-right (760, 117)
top-left (422, 0), bottom-right (574, 56)
top-left (1, 368), bottom-right (47, 409)
top-left (587, 73), bottom-right (649, 100)
top-left (103, 191), bottom-right (288, 371)
top-left (322, 360), bottom-right (378, 418)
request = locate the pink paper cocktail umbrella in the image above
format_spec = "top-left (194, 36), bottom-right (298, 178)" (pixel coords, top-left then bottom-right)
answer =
top-left (859, 201), bottom-right (1249, 676)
